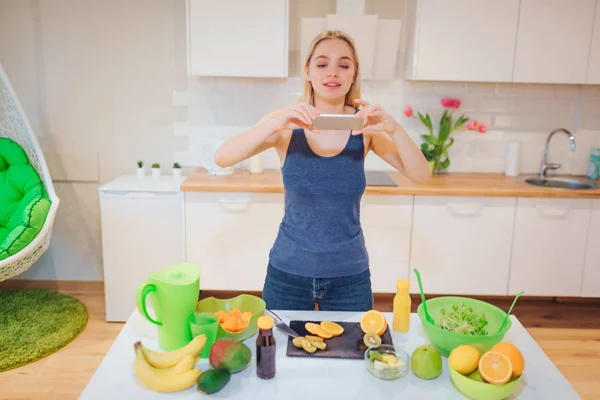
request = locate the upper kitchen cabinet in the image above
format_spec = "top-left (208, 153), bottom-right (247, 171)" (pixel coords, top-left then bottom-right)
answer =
top-left (513, 0), bottom-right (596, 84)
top-left (187, 0), bottom-right (289, 78)
top-left (586, 1), bottom-right (600, 84)
top-left (404, 0), bottom-right (520, 82)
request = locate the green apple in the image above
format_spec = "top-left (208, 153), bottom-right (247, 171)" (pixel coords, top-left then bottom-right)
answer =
top-left (411, 345), bottom-right (442, 380)
top-left (468, 369), bottom-right (485, 382)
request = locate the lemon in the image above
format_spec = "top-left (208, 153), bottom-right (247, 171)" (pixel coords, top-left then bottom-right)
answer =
top-left (449, 345), bottom-right (480, 375)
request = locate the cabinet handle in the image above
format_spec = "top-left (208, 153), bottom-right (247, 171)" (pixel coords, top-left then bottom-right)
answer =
top-left (217, 198), bottom-right (252, 213)
top-left (447, 203), bottom-right (483, 216)
top-left (536, 205), bottom-right (571, 219)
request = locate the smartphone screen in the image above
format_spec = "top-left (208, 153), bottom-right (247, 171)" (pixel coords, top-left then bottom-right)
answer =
top-left (309, 114), bottom-right (364, 131)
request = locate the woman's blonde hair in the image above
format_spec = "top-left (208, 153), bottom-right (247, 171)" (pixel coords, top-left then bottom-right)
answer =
top-left (301, 30), bottom-right (361, 108)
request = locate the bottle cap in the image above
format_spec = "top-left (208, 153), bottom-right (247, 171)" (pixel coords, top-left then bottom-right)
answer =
top-left (257, 315), bottom-right (274, 330)
top-left (396, 279), bottom-right (410, 290)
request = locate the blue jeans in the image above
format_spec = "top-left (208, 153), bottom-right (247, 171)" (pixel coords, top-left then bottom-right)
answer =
top-left (261, 263), bottom-right (374, 311)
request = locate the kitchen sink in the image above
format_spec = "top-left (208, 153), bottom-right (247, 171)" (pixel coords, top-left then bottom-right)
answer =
top-left (522, 176), bottom-right (600, 190)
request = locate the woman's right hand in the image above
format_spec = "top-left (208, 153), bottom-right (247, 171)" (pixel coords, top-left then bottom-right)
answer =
top-left (271, 102), bottom-right (320, 132)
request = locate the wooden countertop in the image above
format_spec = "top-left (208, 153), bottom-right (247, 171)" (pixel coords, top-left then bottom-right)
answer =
top-left (181, 169), bottom-right (600, 199)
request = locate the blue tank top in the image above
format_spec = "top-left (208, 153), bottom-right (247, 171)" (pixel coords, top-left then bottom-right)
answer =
top-left (268, 126), bottom-right (369, 278)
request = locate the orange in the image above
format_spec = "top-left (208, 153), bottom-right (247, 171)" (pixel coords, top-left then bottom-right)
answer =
top-left (320, 321), bottom-right (344, 336)
top-left (491, 342), bottom-right (524, 378)
top-left (313, 325), bottom-right (333, 339)
top-left (478, 351), bottom-right (513, 385)
top-left (360, 310), bottom-right (387, 336)
top-left (305, 322), bottom-right (318, 335)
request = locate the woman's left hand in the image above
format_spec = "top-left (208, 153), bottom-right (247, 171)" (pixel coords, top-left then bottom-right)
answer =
top-left (352, 99), bottom-right (398, 136)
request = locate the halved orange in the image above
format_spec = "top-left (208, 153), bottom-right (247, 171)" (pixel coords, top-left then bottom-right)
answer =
top-left (305, 322), bottom-right (318, 335)
top-left (478, 351), bottom-right (513, 385)
top-left (360, 310), bottom-right (387, 336)
top-left (313, 324), bottom-right (333, 339)
top-left (320, 321), bottom-right (344, 336)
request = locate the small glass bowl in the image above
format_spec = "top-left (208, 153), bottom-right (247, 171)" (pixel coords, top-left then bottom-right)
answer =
top-left (364, 344), bottom-right (410, 381)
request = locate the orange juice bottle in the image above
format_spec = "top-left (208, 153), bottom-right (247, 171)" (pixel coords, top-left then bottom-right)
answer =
top-left (392, 279), bottom-right (411, 333)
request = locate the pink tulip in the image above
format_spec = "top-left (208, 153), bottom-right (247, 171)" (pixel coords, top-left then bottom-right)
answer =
top-left (441, 97), bottom-right (454, 108)
top-left (467, 120), bottom-right (479, 130)
top-left (453, 99), bottom-right (461, 109)
top-left (403, 106), bottom-right (413, 117)
top-left (478, 123), bottom-right (487, 133)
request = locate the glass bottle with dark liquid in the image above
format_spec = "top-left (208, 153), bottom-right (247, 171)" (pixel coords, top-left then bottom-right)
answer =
top-left (256, 316), bottom-right (276, 379)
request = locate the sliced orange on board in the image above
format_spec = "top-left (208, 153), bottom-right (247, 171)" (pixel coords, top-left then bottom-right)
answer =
top-left (305, 322), bottom-right (318, 335)
top-left (313, 324), bottom-right (333, 339)
top-left (360, 310), bottom-right (388, 336)
top-left (320, 321), bottom-right (344, 336)
top-left (478, 351), bottom-right (513, 385)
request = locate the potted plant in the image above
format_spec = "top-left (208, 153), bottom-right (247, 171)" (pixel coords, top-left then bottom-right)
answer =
top-left (136, 160), bottom-right (145, 178)
top-left (404, 97), bottom-right (486, 175)
top-left (151, 163), bottom-right (161, 178)
top-left (172, 162), bottom-right (182, 178)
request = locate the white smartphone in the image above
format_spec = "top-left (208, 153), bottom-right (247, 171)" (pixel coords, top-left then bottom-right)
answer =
top-left (309, 114), bottom-right (364, 131)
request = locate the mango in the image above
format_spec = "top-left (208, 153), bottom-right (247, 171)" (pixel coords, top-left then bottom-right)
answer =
top-left (197, 368), bottom-right (231, 394)
top-left (209, 339), bottom-right (251, 374)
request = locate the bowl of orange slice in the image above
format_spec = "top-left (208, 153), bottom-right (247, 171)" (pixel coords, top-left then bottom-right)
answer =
top-left (196, 294), bottom-right (266, 341)
top-left (448, 342), bottom-right (524, 400)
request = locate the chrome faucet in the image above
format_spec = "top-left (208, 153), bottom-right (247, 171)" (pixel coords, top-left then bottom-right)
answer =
top-left (540, 128), bottom-right (576, 177)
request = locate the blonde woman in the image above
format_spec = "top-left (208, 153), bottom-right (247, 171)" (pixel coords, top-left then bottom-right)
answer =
top-left (215, 30), bottom-right (430, 311)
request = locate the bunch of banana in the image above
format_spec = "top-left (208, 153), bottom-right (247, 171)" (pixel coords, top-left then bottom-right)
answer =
top-left (133, 334), bottom-right (207, 393)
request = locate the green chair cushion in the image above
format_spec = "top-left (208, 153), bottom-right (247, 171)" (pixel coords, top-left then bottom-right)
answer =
top-left (0, 138), bottom-right (51, 261)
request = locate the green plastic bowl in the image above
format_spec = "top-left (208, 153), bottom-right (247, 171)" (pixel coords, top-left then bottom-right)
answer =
top-left (417, 296), bottom-right (511, 357)
top-left (449, 365), bottom-right (522, 400)
top-left (195, 294), bottom-right (265, 342)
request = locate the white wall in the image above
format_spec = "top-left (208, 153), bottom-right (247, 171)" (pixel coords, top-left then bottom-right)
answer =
top-left (1, 0), bottom-right (599, 281)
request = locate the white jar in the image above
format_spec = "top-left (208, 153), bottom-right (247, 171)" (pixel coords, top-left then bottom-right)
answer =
top-left (249, 153), bottom-right (264, 174)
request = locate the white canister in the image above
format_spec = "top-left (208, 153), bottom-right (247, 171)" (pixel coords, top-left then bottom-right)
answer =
top-left (505, 142), bottom-right (520, 177)
top-left (249, 153), bottom-right (264, 174)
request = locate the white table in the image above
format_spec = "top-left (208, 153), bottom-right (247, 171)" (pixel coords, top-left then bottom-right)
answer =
top-left (79, 311), bottom-right (582, 399)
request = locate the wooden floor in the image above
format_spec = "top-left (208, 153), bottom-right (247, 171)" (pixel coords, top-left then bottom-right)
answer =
top-left (0, 282), bottom-right (599, 400)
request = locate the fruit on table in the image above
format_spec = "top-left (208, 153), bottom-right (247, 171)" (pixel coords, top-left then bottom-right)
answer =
top-left (449, 344), bottom-right (480, 375)
top-left (141, 334), bottom-right (207, 369)
top-left (360, 310), bottom-right (387, 336)
top-left (411, 344), bottom-right (443, 380)
top-left (320, 321), bottom-right (344, 336)
top-left (133, 342), bottom-right (201, 393)
top-left (363, 332), bottom-right (382, 347)
top-left (313, 324), bottom-right (333, 339)
top-left (478, 351), bottom-right (513, 384)
top-left (209, 339), bottom-right (252, 373)
top-left (369, 351), bottom-right (405, 371)
top-left (214, 308), bottom-right (253, 333)
top-left (491, 342), bottom-right (524, 378)
top-left (197, 368), bottom-right (231, 394)
top-left (292, 335), bottom-right (327, 353)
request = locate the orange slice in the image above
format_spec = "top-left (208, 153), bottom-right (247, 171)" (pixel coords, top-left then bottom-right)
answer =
top-left (320, 321), bottom-right (344, 336)
top-left (313, 324), bottom-right (333, 339)
top-left (360, 310), bottom-right (387, 336)
top-left (305, 322), bottom-right (318, 335)
top-left (478, 351), bottom-right (513, 385)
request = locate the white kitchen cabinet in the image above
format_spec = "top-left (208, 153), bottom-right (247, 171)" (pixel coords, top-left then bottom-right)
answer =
top-left (410, 196), bottom-right (516, 295)
top-left (187, 0), bottom-right (289, 78)
top-left (99, 176), bottom-right (186, 322)
top-left (582, 200), bottom-right (600, 297)
top-left (405, 0), bottom-right (520, 82)
top-left (513, 0), bottom-right (597, 84)
top-left (509, 198), bottom-right (592, 296)
top-left (361, 195), bottom-right (413, 293)
top-left (586, 1), bottom-right (600, 84)
top-left (185, 192), bottom-right (284, 291)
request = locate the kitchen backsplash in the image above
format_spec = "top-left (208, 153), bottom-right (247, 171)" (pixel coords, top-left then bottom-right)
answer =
top-left (174, 76), bottom-right (600, 175)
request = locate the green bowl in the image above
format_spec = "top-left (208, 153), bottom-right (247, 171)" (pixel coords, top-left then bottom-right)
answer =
top-left (417, 296), bottom-right (511, 357)
top-left (449, 365), bottom-right (522, 400)
top-left (195, 294), bottom-right (265, 342)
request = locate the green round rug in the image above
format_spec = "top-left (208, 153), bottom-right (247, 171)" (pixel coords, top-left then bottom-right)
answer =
top-left (0, 288), bottom-right (89, 372)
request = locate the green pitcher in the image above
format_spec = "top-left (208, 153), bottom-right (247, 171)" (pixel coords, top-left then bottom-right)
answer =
top-left (136, 263), bottom-right (200, 351)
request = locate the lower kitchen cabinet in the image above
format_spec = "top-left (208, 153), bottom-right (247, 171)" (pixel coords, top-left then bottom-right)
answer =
top-left (185, 192), bottom-right (284, 291)
top-left (361, 195), bottom-right (413, 293)
top-left (509, 198), bottom-right (593, 296)
top-left (581, 200), bottom-right (600, 297)
top-left (410, 196), bottom-right (516, 295)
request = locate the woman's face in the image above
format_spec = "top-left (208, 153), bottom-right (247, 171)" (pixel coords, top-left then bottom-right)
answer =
top-left (305, 39), bottom-right (356, 103)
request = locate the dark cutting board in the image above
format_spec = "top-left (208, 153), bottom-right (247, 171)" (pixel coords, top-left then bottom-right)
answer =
top-left (285, 320), bottom-right (393, 360)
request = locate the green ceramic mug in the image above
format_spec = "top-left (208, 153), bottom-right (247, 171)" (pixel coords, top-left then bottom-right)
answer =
top-left (136, 263), bottom-right (200, 351)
